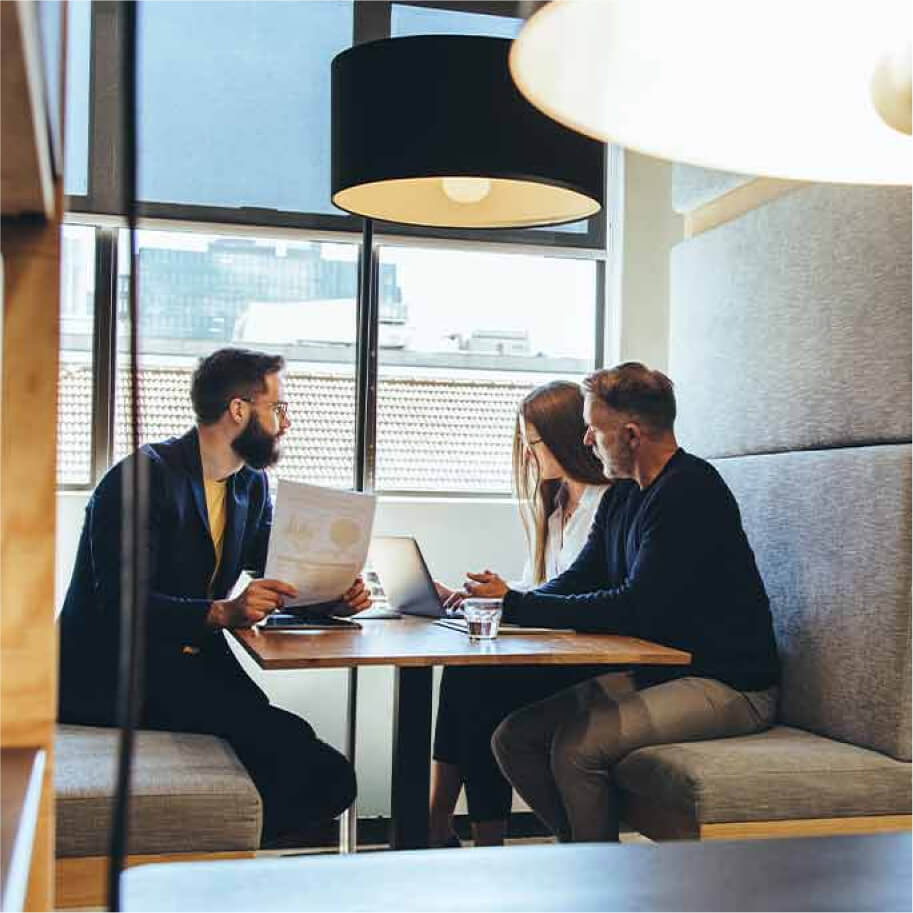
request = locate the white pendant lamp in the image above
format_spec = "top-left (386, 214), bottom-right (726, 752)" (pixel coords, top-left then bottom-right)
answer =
top-left (510, 0), bottom-right (912, 185)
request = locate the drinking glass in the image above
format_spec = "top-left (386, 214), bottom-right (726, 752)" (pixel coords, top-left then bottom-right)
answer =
top-left (461, 598), bottom-right (503, 640)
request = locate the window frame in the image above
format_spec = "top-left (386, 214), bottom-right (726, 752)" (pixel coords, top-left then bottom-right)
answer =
top-left (58, 0), bottom-right (619, 497)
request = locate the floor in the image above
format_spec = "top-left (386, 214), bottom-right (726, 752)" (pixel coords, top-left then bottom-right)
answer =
top-left (257, 828), bottom-right (652, 859)
top-left (62, 831), bottom-right (653, 911)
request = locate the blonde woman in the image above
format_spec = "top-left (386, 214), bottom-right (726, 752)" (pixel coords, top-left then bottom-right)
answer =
top-left (431, 381), bottom-right (611, 848)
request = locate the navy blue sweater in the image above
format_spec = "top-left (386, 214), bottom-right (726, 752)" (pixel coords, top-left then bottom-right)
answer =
top-left (503, 449), bottom-right (779, 692)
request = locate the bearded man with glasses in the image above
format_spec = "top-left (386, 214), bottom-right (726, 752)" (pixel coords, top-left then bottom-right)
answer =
top-left (59, 347), bottom-right (370, 847)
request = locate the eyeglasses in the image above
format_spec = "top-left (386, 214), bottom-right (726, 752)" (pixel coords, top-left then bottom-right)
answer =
top-left (236, 397), bottom-right (290, 420)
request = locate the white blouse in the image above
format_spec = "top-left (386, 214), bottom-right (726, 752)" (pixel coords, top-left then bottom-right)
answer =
top-left (512, 483), bottom-right (610, 591)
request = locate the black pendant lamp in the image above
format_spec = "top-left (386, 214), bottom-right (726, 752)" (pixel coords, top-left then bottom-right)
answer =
top-left (331, 35), bottom-right (605, 229)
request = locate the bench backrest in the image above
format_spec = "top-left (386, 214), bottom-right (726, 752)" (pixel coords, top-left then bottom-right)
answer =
top-left (669, 177), bottom-right (911, 761)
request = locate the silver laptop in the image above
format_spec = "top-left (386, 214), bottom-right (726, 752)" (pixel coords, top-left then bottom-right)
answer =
top-left (368, 536), bottom-right (571, 634)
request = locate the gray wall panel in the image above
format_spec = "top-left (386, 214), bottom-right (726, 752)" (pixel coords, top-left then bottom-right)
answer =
top-left (670, 184), bottom-right (911, 458)
top-left (713, 446), bottom-right (911, 761)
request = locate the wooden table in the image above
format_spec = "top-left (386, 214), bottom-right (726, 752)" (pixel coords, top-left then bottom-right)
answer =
top-left (124, 832), bottom-right (913, 911)
top-left (233, 616), bottom-right (690, 850)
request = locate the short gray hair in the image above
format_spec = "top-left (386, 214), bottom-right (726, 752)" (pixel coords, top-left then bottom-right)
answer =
top-left (583, 362), bottom-right (676, 433)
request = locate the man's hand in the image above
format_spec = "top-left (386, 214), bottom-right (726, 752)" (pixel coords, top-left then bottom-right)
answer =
top-left (334, 576), bottom-right (372, 616)
top-left (207, 578), bottom-right (298, 629)
top-left (465, 570), bottom-right (509, 599)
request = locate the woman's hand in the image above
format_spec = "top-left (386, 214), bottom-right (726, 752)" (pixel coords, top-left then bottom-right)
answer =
top-left (434, 580), bottom-right (466, 613)
top-left (464, 569), bottom-right (509, 599)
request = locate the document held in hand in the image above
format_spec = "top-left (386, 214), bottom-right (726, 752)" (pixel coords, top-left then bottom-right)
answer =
top-left (264, 479), bottom-right (377, 608)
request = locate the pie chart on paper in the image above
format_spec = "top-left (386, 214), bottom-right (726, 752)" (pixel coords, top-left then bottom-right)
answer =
top-left (330, 518), bottom-right (361, 550)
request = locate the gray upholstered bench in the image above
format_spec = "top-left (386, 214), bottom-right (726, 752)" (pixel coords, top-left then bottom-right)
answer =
top-left (617, 727), bottom-right (912, 840)
top-left (55, 724), bottom-right (262, 908)
top-left (616, 447), bottom-right (912, 841)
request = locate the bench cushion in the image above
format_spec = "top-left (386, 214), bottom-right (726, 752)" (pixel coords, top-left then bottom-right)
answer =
top-left (56, 725), bottom-right (262, 857)
top-left (614, 726), bottom-right (912, 825)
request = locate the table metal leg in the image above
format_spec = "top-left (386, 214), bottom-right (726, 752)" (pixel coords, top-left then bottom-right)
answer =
top-left (390, 665), bottom-right (433, 850)
top-left (339, 666), bottom-right (358, 854)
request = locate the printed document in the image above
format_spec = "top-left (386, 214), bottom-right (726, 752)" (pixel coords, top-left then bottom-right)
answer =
top-left (264, 479), bottom-right (376, 608)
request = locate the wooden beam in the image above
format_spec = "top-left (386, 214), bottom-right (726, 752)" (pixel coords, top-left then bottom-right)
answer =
top-left (56, 852), bottom-right (257, 911)
top-left (683, 177), bottom-right (803, 238)
top-left (0, 1), bottom-right (55, 218)
top-left (1, 206), bottom-right (62, 912)
top-left (700, 815), bottom-right (913, 841)
top-left (0, 749), bottom-right (45, 913)
top-left (621, 792), bottom-right (911, 843)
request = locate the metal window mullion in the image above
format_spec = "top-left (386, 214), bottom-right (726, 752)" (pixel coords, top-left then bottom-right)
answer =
top-left (353, 0), bottom-right (391, 44)
top-left (128, 201), bottom-right (605, 253)
top-left (365, 249), bottom-right (379, 489)
top-left (353, 220), bottom-right (379, 493)
top-left (87, 2), bottom-right (124, 214)
top-left (91, 227), bottom-right (118, 484)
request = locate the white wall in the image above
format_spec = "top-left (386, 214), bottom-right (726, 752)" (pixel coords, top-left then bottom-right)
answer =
top-left (618, 151), bottom-right (683, 373)
top-left (56, 491), bottom-right (526, 816)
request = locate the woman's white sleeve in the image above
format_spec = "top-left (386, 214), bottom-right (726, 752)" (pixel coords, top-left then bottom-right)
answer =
top-left (508, 556), bottom-right (535, 593)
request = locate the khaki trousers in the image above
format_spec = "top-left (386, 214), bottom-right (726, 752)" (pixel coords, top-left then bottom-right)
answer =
top-left (492, 672), bottom-right (777, 842)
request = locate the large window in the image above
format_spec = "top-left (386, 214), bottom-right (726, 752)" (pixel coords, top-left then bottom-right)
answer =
top-left (58, 2), bottom-right (613, 496)
top-left (67, 1), bottom-right (604, 250)
top-left (375, 246), bottom-right (597, 492)
top-left (63, 0), bottom-right (91, 197)
top-left (391, 3), bottom-right (521, 38)
top-left (111, 230), bottom-right (358, 489)
top-left (137, 0), bottom-right (353, 214)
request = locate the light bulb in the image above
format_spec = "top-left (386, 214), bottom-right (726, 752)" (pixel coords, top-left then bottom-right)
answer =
top-left (871, 40), bottom-right (912, 135)
top-left (441, 177), bottom-right (492, 204)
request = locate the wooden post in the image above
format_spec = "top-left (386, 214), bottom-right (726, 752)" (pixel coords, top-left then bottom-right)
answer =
top-left (1, 2), bottom-right (66, 905)
top-left (1, 211), bottom-right (61, 911)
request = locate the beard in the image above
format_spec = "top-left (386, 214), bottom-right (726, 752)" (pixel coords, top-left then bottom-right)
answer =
top-left (231, 411), bottom-right (281, 470)
top-left (599, 443), bottom-right (635, 481)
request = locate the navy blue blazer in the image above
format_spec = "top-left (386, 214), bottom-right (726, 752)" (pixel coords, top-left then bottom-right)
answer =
top-left (58, 428), bottom-right (272, 725)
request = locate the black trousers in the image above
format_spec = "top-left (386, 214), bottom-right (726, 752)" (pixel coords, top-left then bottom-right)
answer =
top-left (142, 643), bottom-right (356, 844)
top-left (432, 664), bottom-right (609, 823)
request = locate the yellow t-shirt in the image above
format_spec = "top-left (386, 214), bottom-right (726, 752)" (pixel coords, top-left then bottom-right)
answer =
top-left (203, 478), bottom-right (228, 585)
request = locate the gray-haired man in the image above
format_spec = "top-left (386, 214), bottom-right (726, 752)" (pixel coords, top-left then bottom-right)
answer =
top-left (467, 362), bottom-right (779, 842)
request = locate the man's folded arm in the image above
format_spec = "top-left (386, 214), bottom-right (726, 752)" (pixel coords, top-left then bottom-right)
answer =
top-left (88, 455), bottom-right (215, 645)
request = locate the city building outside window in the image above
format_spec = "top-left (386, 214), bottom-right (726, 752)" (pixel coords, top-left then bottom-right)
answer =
top-left (109, 230), bottom-right (359, 490)
top-left (375, 245), bottom-right (597, 492)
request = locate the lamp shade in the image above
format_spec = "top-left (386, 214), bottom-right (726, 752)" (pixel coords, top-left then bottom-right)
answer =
top-left (510, 0), bottom-right (912, 186)
top-left (331, 36), bottom-right (605, 228)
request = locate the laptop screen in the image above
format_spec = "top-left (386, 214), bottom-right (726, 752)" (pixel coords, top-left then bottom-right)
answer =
top-left (369, 536), bottom-right (444, 618)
